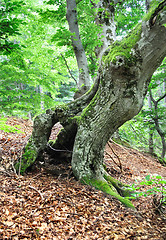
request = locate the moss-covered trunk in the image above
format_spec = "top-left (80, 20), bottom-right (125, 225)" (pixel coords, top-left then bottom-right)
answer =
top-left (16, 3), bottom-right (166, 209)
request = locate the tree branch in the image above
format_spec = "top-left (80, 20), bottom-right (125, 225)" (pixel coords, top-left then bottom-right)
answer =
top-left (149, 0), bottom-right (166, 27)
top-left (157, 92), bottom-right (166, 104)
top-left (28, 185), bottom-right (44, 201)
top-left (149, 89), bottom-right (166, 105)
top-left (60, 53), bottom-right (78, 87)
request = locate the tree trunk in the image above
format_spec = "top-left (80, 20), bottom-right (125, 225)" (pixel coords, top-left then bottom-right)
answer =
top-left (93, 0), bottom-right (116, 62)
top-left (16, 1), bottom-right (166, 208)
top-left (66, 0), bottom-right (91, 97)
top-left (147, 94), bottom-right (154, 155)
top-left (163, 78), bottom-right (166, 107)
top-left (149, 89), bottom-right (166, 159)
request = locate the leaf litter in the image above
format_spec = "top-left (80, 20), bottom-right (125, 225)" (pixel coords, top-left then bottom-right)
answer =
top-left (0, 117), bottom-right (166, 239)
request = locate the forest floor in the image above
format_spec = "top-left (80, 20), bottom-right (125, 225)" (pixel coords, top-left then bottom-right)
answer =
top-left (0, 117), bottom-right (166, 240)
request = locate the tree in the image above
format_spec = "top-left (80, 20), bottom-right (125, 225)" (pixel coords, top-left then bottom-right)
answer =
top-left (149, 89), bottom-right (166, 158)
top-left (15, 0), bottom-right (166, 209)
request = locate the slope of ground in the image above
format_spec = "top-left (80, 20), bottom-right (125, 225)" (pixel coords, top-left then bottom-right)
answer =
top-left (0, 117), bottom-right (166, 240)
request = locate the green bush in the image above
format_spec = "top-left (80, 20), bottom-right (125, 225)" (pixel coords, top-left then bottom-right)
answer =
top-left (126, 175), bottom-right (166, 213)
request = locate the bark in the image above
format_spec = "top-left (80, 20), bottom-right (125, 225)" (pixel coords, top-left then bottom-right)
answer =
top-left (93, 0), bottom-right (116, 61)
top-left (66, 0), bottom-right (90, 97)
top-left (16, 1), bottom-right (166, 208)
top-left (163, 78), bottom-right (166, 107)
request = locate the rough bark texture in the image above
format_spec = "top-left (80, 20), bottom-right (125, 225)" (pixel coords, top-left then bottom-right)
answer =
top-left (93, 0), bottom-right (116, 61)
top-left (16, 1), bottom-right (166, 208)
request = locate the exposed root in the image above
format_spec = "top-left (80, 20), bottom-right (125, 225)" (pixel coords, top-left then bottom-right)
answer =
top-left (81, 175), bottom-right (135, 209)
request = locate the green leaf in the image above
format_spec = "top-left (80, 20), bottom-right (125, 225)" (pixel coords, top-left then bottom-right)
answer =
top-left (145, 175), bottom-right (151, 181)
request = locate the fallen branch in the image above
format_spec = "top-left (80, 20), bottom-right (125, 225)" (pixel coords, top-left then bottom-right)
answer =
top-left (104, 151), bottom-right (120, 170)
top-left (106, 141), bottom-right (123, 171)
top-left (28, 172), bottom-right (43, 185)
top-left (0, 169), bottom-right (14, 177)
top-left (60, 53), bottom-right (78, 86)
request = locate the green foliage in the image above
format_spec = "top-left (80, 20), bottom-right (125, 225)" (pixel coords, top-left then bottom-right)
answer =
top-left (0, 0), bottom-right (25, 54)
top-left (115, 0), bottom-right (145, 37)
top-left (126, 175), bottom-right (166, 213)
top-left (0, 117), bottom-right (24, 133)
top-left (0, 0), bottom-right (77, 118)
top-left (42, 0), bottom-right (101, 77)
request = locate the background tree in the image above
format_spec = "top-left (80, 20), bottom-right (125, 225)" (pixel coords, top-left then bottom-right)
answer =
top-left (120, 58), bottom-right (166, 162)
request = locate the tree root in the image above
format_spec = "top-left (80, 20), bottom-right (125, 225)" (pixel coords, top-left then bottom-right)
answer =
top-left (81, 175), bottom-right (135, 209)
top-left (104, 174), bottom-right (134, 198)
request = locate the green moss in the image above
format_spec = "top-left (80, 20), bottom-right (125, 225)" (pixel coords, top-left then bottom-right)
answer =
top-left (103, 163), bottom-right (107, 171)
top-left (143, 0), bottom-right (165, 21)
top-left (143, 3), bottom-right (157, 21)
top-left (103, 1), bottom-right (165, 65)
top-left (104, 174), bottom-right (134, 198)
top-left (103, 23), bottom-right (142, 64)
top-left (48, 139), bottom-right (56, 145)
top-left (80, 90), bottom-right (100, 121)
top-left (50, 103), bottom-right (69, 112)
top-left (80, 83), bottom-right (94, 98)
top-left (158, 156), bottom-right (166, 166)
top-left (15, 139), bottom-right (37, 174)
top-left (69, 115), bottom-right (81, 124)
top-left (81, 176), bottom-right (135, 209)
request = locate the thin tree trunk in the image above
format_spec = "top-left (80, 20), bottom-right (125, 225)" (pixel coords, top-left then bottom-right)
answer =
top-left (147, 94), bottom-right (154, 155)
top-left (93, 0), bottom-right (116, 62)
top-left (149, 89), bottom-right (166, 158)
top-left (66, 0), bottom-right (91, 97)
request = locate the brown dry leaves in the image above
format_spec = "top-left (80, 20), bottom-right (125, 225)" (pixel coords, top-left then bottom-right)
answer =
top-left (1, 173), bottom-right (165, 240)
top-left (0, 117), bottom-right (166, 239)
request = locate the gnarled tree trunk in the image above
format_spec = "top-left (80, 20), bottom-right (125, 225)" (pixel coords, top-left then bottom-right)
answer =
top-left (15, 1), bottom-right (166, 209)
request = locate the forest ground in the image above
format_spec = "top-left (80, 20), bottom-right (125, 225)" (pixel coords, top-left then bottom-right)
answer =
top-left (0, 117), bottom-right (166, 240)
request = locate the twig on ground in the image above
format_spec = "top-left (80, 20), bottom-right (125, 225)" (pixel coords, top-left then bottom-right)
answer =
top-left (105, 151), bottom-right (120, 170)
top-left (28, 185), bottom-right (44, 201)
top-left (10, 160), bottom-right (17, 175)
top-left (28, 173), bottom-right (43, 185)
top-left (0, 169), bottom-right (14, 177)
